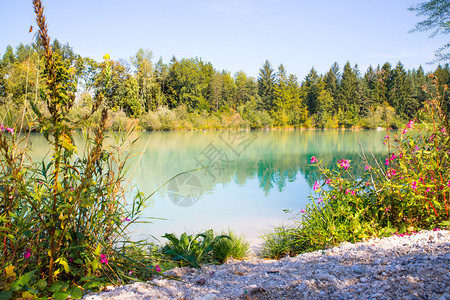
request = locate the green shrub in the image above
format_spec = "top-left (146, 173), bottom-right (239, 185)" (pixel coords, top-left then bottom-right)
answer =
top-left (212, 229), bottom-right (250, 263)
top-left (162, 230), bottom-right (230, 268)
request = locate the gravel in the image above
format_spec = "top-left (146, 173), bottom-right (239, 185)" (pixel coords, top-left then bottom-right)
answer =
top-left (82, 230), bottom-right (450, 299)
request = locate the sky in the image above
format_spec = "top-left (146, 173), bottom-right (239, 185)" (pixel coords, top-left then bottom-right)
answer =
top-left (1, 0), bottom-right (448, 80)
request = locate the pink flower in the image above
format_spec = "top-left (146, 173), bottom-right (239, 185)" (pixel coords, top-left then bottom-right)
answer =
top-left (384, 135), bottom-right (389, 139)
top-left (300, 209), bottom-right (306, 213)
top-left (5, 127), bottom-right (14, 135)
top-left (351, 190), bottom-right (355, 196)
top-left (433, 228), bottom-right (440, 231)
top-left (411, 181), bottom-right (417, 190)
top-left (313, 181), bottom-right (320, 191)
top-left (402, 129), bottom-right (408, 134)
top-left (317, 197), bottom-right (323, 204)
top-left (310, 156), bottom-right (317, 163)
top-left (365, 181), bottom-right (371, 186)
top-left (390, 153), bottom-right (397, 161)
top-left (100, 254), bottom-right (108, 265)
top-left (414, 146), bottom-right (419, 151)
top-left (447, 180), bottom-right (450, 187)
top-left (385, 207), bottom-right (390, 212)
top-left (24, 248), bottom-right (31, 259)
top-left (441, 127), bottom-right (446, 133)
top-left (406, 120), bottom-right (414, 129)
top-left (365, 165), bottom-right (372, 171)
top-left (385, 158), bottom-right (389, 166)
top-left (155, 265), bottom-right (162, 272)
top-left (69, 257), bottom-right (74, 263)
top-left (345, 189), bottom-right (355, 195)
top-left (338, 159), bottom-right (350, 170)
top-left (426, 188), bottom-right (431, 192)
top-left (325, 179), bottom-right (331, 185)
top-left (0, 124), bottom-right (4, 132)
top-left (129, 270), bottom-right (133, 275)
top-left (387, 169), bottom-right (396, 178)
top-left (122, 217), bottom-right (131, 222)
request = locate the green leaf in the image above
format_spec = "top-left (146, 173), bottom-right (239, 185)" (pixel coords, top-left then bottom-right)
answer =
top-left (35, 279), bottom-right (47, 290)
top-left (53, 291), bottom-right (70, 300)
top-left (49, 281), bottom-right (68, 293)
top-left (10, 270), bottom-right (36, 291)
top-left (69, 286), bottom-right (83, 299)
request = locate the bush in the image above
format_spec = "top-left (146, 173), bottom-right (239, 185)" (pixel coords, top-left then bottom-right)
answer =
top-left (212, 229), bottom-right (250, 263)
top-left (261, 75), bottom-right (450, 258)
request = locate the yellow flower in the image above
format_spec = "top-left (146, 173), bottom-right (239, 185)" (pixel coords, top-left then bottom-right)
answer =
top-left (103, 54), bottom-right (110, 60)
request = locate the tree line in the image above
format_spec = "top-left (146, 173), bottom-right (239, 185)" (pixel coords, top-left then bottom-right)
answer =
top-left (1, 40), bottom-right (449, 130)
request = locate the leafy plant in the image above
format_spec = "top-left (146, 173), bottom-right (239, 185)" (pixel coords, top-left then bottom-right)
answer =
top-left (162, 230), bottom-right (230, 268)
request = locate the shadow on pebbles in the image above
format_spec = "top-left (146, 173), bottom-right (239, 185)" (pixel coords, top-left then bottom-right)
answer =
top-left (83, 230), bottom-right (450, 300)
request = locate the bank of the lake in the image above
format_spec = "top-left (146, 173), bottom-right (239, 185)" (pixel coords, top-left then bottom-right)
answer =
top-left (82, 229), bottom-right (450, 300)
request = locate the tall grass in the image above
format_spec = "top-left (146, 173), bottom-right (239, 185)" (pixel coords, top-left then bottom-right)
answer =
top-left (0, 1), bottom-right (158, 298)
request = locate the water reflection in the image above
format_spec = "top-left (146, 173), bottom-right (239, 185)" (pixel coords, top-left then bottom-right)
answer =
top-left (28, 130), bottom-right (387, 244)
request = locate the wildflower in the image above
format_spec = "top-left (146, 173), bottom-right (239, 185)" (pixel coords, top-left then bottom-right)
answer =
top-left (365, 165), bottom-right (372, 171)
top-left (5, 127), bottom-right (14, 135)
top-left (155, 265), bottom-right (162, 272)
top-left (387, 169), bottom-right (396, 178)
top-left (402, 129), bottom-right (408, 134)
top-left (103, 54), bottom-right (110, 60)
top-left (317, 197), bottom-right (323, 204)
top-left (406, 120), bottom-right (414, 129)
top-left (325, 178), bottom-right (331, 185)
top-left (447, 180), bottom-right (450, 187)
top-left (414, 146), bottom-right (419, 151)
top-left (313, 181), bottom-right (320, 191)
top-left (300, 209), bottom-right (306, 213)
top-left (411, 181), bottom-right (417, 190)
top-left (385, 207), bottom-right (390, 212)
top-left (122, 217), bottom-right (131, 222)
top-left (384, 158), bottom-right (389, 166)
top-left (384, 135), bottom-right (389, 139)
top-left (24, 249), bottom-right (31, 259)
top-left (365, 181), bottom-right (371, 186)
top-left (310, 156), bottom-right (317, 163)
top-left (0, 124), bottom-right (4, 132)
top-left (390, 153), bottom-right (397, 161)
top-left (69, 257), bottom-right (74, 263)
top-left (441, 127), bottom-right (446, 133)
top-left (338, 159), bottom-right (350, 170)
top-left (38, 181), bottom-right (43, 185)
top-left (100, 254), bottom-right (108, 265)
top-left (433, 228), bottom-right (440, 231)
top-left (351, 190), bottom-right (355, 196)
top-left (426, 188), bottom-right (431, 192)
top-left (129, 270), bottom-right (133, 275)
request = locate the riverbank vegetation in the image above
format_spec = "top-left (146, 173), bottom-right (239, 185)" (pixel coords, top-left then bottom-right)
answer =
top-left (2, 29), bottom-right (450, 131)
top-left (261, 76), bottom-right (450, 258)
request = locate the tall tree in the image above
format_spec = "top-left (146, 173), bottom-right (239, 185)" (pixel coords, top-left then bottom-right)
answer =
top-left (257, 60), bottom-right (276, 111)
top-left (303, 68), bottom-right (321, 115)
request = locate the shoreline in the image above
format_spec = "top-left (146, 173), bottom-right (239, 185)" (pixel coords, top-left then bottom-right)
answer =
top-left (82, 230), bottom-right (450, 300)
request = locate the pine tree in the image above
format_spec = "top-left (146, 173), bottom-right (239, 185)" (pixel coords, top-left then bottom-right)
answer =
top-left (303, 68), bottom-right (321, 115)
top-left (257, 60), bottom-right (276, 111)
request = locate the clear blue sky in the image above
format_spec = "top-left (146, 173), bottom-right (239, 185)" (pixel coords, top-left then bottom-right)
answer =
top-left (1, 0), bottom-right (447, 79)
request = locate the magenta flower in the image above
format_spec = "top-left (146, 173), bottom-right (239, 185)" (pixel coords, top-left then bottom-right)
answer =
top-left (338, 159), bottom-right (350, 170)
top-left (390, 153), bottom-right (397, 161)
top-left (406, 120), bottom-right (414, 129)
top-left (447, 180), bottom-right (450, 187)
top-left (433, 228), bottom-right (441, 231)
top-left (426, 188), bottom-right (431, 192)
top-left (325, 179), bottom-right (331, 185)
top-left (384, 135), bottom-right (389, 139)
top-left (387, 169), bottom-right (396, 178)
top-left (414, 146), bottom-right (419, 151)
top-left (385, 207), bottom-right (390, 212)
top-left (122, 217), bottom-right (131, 222)
top-left (385, 158), bottom-right (389, 166)
top-left (129, 270), bottom-right (133, 275)
top-left (100, 254), bottom-right (108, 265)
top-left (24, 248), bottom-right (31, 259)
top-left (155, 265), bottom-right (162, 272)
top-left (313, 181), bottom-right (320, 191)
top-left (69, 257), bottom-right (74, 263)
top-left (441, 127), bottom-right (446, 133)
top-left (317, 197), bottom-right (323, 204)
top-left (411, 181), bottom-right (417, 190)
top-left (5, 127), bottom-right (14, 135)
top-left (310, 156), bottom-right (317, 163)
top-left (0, 124), bottom-right (4, 132)
top-left (365, 165), bottom-right (372, 171)
top-left (402, 129), bottom-right (408, 134)
top-left (300, 209), bottom-right (306, 213)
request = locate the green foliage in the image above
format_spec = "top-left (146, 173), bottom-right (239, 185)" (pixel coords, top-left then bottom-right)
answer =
top-left (162, 230), bottom-right (230, 268)
top-left (262, 76), bottom-right (450, 258)
top-left (212, 230), bottom-right (250, 263)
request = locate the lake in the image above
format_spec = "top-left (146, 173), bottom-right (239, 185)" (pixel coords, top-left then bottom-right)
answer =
top-left (29, 130), bottom-right (387, 246)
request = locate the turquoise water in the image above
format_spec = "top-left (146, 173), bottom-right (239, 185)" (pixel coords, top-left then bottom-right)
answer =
top-left (30, 130), bottom-right (387, 245)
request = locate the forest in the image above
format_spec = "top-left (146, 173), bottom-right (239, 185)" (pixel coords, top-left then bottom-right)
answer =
top-left (1, 40), bottom-right (450, 131)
